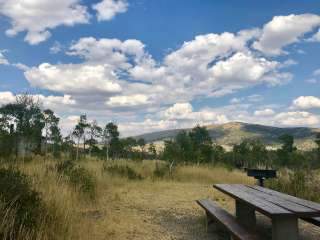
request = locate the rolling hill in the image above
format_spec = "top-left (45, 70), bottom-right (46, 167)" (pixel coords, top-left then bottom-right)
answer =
top-left (133, 122), bottom-right (320, 150)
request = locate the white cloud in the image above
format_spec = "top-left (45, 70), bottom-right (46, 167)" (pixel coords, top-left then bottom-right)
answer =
top-left (275, 111), bottom-right (319, 126)
top-left (309, 29), bottom-right (320, 42)
top-left (0, 0), bottom-right (90, 44)
top-left (93, 0), bottom-right (128, 21)
top-left (253, 14), bottom-right (320, 55)
top-left (293, 96), bottom-right (320, 109)
top-left (12, 62), bottom-right (29, 71)
top-left (254, 108), bottom-right (275, 116)
top-left (25, 63), bottom-right (122, 95)
top-left (68, 37), bottom-right (146, 67)
top-left (106, 94), bottom-right (151, 107)
top-left (50, 41), bottom-right (63, 54)
top-left (164, 103), bottom-right (193, 119)
top-left (0, 52), bottom-right (9, 65)
top-left (0, 91), bottom-right (15, 105)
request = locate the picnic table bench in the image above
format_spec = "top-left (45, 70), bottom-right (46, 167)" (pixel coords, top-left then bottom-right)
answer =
top-left (197, 184), bottom-right (320, 240)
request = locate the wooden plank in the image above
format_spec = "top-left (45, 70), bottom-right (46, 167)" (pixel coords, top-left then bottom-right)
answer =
top-left (248, 185), bottom-right (320, 212)
top-left (197, 199), bottom-right (258, 240)
top-left (236, 185), bottom-right (319, 217)
top-left (214, 184), bottom-right (292, 217)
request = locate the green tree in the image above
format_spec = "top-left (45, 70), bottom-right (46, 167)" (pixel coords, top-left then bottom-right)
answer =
top-left (103, 122), bottom-right (121, 160)
top-left (73, 115), bottom-right (89, 160)
top-left (43, 109), bottom-right (60, 155)
top-left (277, 134), bottom-right (297, 166)
top-left (86, 120), bottom-right (102, 156)
top-left (175, 131), bottom-right (193, 163)
top-left (0, 94), bottom-right (44, 157)
top-left (279, 134), bottom-right (296, 153)
top-left (189, 126), bottom-right (213, 164)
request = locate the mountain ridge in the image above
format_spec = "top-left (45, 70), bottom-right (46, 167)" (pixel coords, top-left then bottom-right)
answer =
top-left (133, 122), bottom-right (320, 150)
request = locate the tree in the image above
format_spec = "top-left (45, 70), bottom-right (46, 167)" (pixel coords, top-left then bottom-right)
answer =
top-left (279, 134), bottom-right (296, 153)
top-left (103, 122), bottom-right (121, 160)
top-left (277, 134), bottom-right (297, 166)
top-left (0, 93), bottom-right (44, 157)
top-left (43, 109), bottom-right (60, 156)
top-left (315, 133), bottom-right (320, 161)
top-left (175, 131), bottom-right (193, 163)
top-left (121, 137), bottom-right (137, 159)
top-left (189, 126), bottom-right (213, 164)
top-left (87, 120), bottom-right (102, 156)
top-left (72, 115), bottom-right (89, 160)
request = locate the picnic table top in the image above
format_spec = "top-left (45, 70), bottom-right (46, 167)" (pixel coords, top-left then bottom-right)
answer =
top-left (213, 184), bottom-right (320, 218)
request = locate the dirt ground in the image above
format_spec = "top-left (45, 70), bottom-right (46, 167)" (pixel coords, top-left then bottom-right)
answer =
top-left (78, 180), bottom-right (320, 240)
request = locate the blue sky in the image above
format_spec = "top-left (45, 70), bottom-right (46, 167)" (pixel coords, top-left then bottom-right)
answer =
top-left (0, 0), bottom-right (320, 136)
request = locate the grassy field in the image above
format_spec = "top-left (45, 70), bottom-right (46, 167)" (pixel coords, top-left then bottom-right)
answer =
top-left (1, 157), bottom-right (320, 240)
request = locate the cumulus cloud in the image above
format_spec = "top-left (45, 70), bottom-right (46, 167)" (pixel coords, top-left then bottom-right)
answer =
top-left (0, 91), bottom-right (77, 114)
top-left (253, 14), bottom-right (320, 55)
top-left (0, 91), bottom-right (15, 105)
top-left (106, 94), bottom-right (151, 107)
top-left (93, 0), bottom-right (128, 21)
top-left (0, 0), bottom-right (90, 44)
top-left (275, 111), bottom-right (319, 126)
top-left (25, 63), bottom-right (122, 95)
top-left (293, 96), bottom-right (320, 109)
top-left (254, 108), bottom-right (275, 116)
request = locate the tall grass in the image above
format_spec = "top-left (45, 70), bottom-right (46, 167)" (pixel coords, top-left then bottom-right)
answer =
top-left (266, 168), bottom-right (320, 202)
top-left (0, 157), bottom-right (253, 239)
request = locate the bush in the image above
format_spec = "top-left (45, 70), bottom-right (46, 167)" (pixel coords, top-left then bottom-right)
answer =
top-left (68, 167), bottom-right (96, 200)
top-left (55, 160), bottom-right (96, 200)
top-left (0, 168), bottom-right (44, 238)
top-left (56, 159), bottom-right (75, 174)
top-left (153, 162), bottom-right (168, 179)
top-left (104, 165), bottom-right (143, 180)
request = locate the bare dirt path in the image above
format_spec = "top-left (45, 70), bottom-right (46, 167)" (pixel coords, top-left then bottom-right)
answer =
top-left (85, 180), bottom-right (320, 240)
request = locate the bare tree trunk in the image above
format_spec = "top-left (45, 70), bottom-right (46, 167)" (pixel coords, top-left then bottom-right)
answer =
top-left (76, 138), bottom-right (80, 161)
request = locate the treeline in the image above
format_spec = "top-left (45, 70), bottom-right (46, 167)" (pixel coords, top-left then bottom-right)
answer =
top-left (162, 126), bottom-right (320, 169)
top-left (1, 94), bottom-right (320, 169)
top-left (0, 94), bottom-right (154, 161)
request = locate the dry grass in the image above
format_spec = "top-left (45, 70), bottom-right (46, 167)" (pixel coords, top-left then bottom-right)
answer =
top-left (1, 157), bottom-right (320, 240)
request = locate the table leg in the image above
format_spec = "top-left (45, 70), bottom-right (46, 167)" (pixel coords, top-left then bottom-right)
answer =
top-left (235, 200), bottom-right (256, 228)
top-left (272, 216), bottom-right (298, 240)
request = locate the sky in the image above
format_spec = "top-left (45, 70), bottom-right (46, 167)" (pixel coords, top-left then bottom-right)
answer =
top-left (0, 0), bottom-right (320, 137)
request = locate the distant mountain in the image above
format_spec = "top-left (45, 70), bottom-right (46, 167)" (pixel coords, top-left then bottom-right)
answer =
top-left (133, 122), bottom-right (320, 150)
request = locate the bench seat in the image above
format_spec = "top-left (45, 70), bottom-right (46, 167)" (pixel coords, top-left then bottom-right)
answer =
top-left (197, 199), bottom-right (258, 240)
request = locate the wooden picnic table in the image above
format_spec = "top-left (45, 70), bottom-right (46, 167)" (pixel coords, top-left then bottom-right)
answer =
top-left (214, 184), bottom-right (320, 240)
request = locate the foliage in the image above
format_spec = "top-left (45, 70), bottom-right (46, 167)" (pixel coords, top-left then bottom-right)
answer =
top-left (56, 160), bottom-right (96, 200)
top-left (153, 162), bottom-right (168, 179)
top-left (0, 168), bottom-right (44, 237)
top-left (104, 165), bottom-right (143, 180)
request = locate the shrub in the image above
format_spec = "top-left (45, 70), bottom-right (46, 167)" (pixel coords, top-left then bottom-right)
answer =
top-left (55, 160), bottom-right (96, 200)
top-left (68, 167), bottom-right (96, 200)
top-left (104, 165), bottom-right (143, 180)
top-left (56, 159), bottom-right (75, 174)
top-left (0, 168), bottom-right (44, 238)
top-left (153, 162), bottom-right (168, 179)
